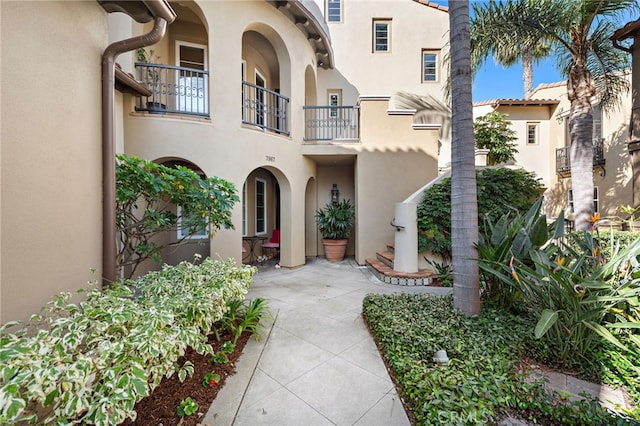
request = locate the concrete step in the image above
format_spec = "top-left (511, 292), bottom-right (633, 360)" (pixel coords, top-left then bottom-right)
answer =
top-left (376, 251), bottom-right (394, 268)
top-left (365, 258), bottom-right (434, 286)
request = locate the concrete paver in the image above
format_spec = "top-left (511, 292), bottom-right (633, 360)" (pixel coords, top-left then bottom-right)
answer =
top-left (204, 258), bottom-right (633, 426)
top-left (205, 258), bottom-right (448, 425)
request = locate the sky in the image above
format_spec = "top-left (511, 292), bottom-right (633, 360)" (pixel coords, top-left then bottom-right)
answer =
top-left (429, 0), bottom-right (635, 102)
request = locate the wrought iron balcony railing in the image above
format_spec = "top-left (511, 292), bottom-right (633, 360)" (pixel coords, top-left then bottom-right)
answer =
top-left (135, 63), bottom-right (209, 117)
top-left (556, 138), bottom-right (606, 177)
top-left (303, 105), bottom-right (359, 141)
top-left (242, 81), bottom-right (289, 135)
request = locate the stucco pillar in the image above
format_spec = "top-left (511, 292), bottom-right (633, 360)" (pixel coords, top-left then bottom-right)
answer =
top-left (393, 202), bottom-right (418, 273)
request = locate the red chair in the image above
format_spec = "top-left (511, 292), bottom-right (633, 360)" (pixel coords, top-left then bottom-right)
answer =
top-left (262, 229), bottom-right (280, 257)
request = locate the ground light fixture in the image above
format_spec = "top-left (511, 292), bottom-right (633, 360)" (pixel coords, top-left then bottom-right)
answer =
top-left (433, 350), bottom-right (449, 364)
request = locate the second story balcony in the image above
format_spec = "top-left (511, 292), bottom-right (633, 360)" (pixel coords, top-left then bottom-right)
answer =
top-left (135, 63), bottom-right (209, 117)
top-left (242, 81), bottom-right (289, 136)
top-left (303, 106), bottom-right (359, 142)
top-left (556, 139), bottom-right (606, 177)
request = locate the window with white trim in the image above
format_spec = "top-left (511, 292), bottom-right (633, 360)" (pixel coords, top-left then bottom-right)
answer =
top-left (421, 50), bottom-right (438, 82)
top-left (373, 20), bottom-right (391, 52)
top-left (328, 90), bottom-right (341, 118)
top-left (568, 187), bottom-right (599, 214)
top-left (527, 122), bottom-right (539, 145)
top-left (177, 205), bottom-right (208, 239)
top-left (175, 41), bottom-right (208, 114)
top-left (255, 178), bottom-right (266, 235)
top-left (326, 0), bottom-right (342, 22)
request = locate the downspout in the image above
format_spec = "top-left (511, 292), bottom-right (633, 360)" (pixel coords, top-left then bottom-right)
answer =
top-left (101, 1), bottom-right (175, 285)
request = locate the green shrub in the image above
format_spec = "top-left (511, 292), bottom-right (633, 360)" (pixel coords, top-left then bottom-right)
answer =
top-left (363, 293), bottom-right (633, 425)
top-left (0, 258), bottom-right (255, 425)
top-left (417, 167), bottom-right (542, 258)
top-left (477, 205), bottom-right (640, 414)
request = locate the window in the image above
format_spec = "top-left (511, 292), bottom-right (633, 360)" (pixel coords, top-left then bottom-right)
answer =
top-left (175, 41), bottom-right (207, 114)
top-left (255, 178), bottom-right (266, 235)
top-left (592, 106), bottom-right (602, 144)
top-left (527, 122), bottom-right (539, 145)
top-left (242, 183), bottom-right (247, 236)
top-left (568, 187), bottom-right (599, 214)
top-left (177, 206), bottom-right (208, 239)
top-left (328, 90), bottom-right (341, 118)
top-left (422, 50), bottom-right (438, 82)
top-left (373, 20), bottom-right (391, 52)
top-left (326, 0), bottom-right (341, 22)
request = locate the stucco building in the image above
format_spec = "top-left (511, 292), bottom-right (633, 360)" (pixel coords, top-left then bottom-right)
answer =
top-left (473, 75), bottom-right (635, 223)
top-left (1, 0), bottom-right (450, 323)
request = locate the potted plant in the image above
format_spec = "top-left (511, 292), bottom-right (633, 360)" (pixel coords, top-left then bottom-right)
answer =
top-left (315, 199), bottom-right (355, 261)
top-left (136, 47), bottom-right (166, 113)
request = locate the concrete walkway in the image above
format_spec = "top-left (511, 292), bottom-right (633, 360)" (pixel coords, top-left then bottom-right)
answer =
top-left (205, 258), bottom-right (451, 426)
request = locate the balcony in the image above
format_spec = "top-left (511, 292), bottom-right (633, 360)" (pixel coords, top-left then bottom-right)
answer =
top-left (242, 81), bottom-right (289, 136)
top-left (135, 63), bottom-right (209, 117)
top-left (303, 106), bottom-right (359, 142)
top-left (556, 139), bottom-right (606, 177)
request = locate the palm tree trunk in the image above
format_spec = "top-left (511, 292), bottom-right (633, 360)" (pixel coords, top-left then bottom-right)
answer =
top-left (449, 0), bottom-right (480, 316)
top-left (522, 48), bottom-right (533, 99)
top-left (568, 65), bottom-right (595, 231)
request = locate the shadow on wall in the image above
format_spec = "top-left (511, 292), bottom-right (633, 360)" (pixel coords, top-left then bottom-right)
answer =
top-left (605, 122), bottom-right (634, 214)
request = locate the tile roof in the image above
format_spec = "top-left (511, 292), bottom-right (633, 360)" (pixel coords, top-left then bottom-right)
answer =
top-left (413, 0), bottom-right (448, 12)
top-left (473, 98), bottom-right (560, 107)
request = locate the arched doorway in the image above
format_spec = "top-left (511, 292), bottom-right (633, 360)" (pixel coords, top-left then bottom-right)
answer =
top-left (241, 167), bottom-right (281, 265)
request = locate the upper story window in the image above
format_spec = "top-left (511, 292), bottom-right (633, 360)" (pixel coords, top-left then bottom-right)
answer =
top-left (328, 90), bottom-right (341, 118)
top-left (422, 50), bottom-right (438, 82)
top-left (327, 0), bottom-right (342, 22)
top-left (527, 122), bottom-right (539, 145)
top-left (373, 19), bottom-right (391, 52)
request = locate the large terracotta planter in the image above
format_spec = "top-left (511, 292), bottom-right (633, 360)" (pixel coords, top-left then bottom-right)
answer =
top-left (322, 239), bottom-right (348, 262)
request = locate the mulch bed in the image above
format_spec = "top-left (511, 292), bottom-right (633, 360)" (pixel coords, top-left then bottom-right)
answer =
top-left (122, 330), bottom-right (251, 426)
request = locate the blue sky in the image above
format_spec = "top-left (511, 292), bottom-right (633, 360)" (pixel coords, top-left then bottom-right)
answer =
top-left (429, 0), bottom-right (635, 102)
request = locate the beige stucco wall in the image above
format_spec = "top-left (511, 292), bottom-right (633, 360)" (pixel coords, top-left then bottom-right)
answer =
top-left (123, 0), bottom-right (447, 271)
top-left (319, 0), bottom-right (449, 104)
top-left (1, 1), bottom-right (105, 323)
top-left (124, 0), bottom-right (318, 269)
top-left (355, 98), bottom-right (440, 263)
top-left (475, 78), bottom-right (634, 220)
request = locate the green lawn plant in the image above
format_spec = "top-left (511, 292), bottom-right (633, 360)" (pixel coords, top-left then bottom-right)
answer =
top-left (202, 372), bottom-right (221, 388)
top-left (417, 167), bottom-right (542, 259)
top-left (363, 293), bottom-right (629, 425)
top-left (219, 297), bottom-right (270, 344)
top-left (176, 397), bottom-right (198, 418)
top-left (0, 258), bottom-right (255, 425)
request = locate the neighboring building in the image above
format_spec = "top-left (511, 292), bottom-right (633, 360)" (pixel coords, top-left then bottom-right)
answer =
top-left (612, 19), bottom-right (640, 207)
top-left (1, 0), bottom-right (450, 323)
top-left (472, 75), bottom-right (634, 222)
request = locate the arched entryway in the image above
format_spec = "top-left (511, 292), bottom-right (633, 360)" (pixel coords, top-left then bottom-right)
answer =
top-left (241, 167), bottom-right (281, 265)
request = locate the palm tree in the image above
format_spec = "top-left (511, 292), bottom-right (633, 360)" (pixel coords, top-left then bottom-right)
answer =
top-left (471, 1), bottom-right (552, 98)
top-left (449, 0), bottom-right (480, 316)
top-left (470, 0), bottom-right (635, 230)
